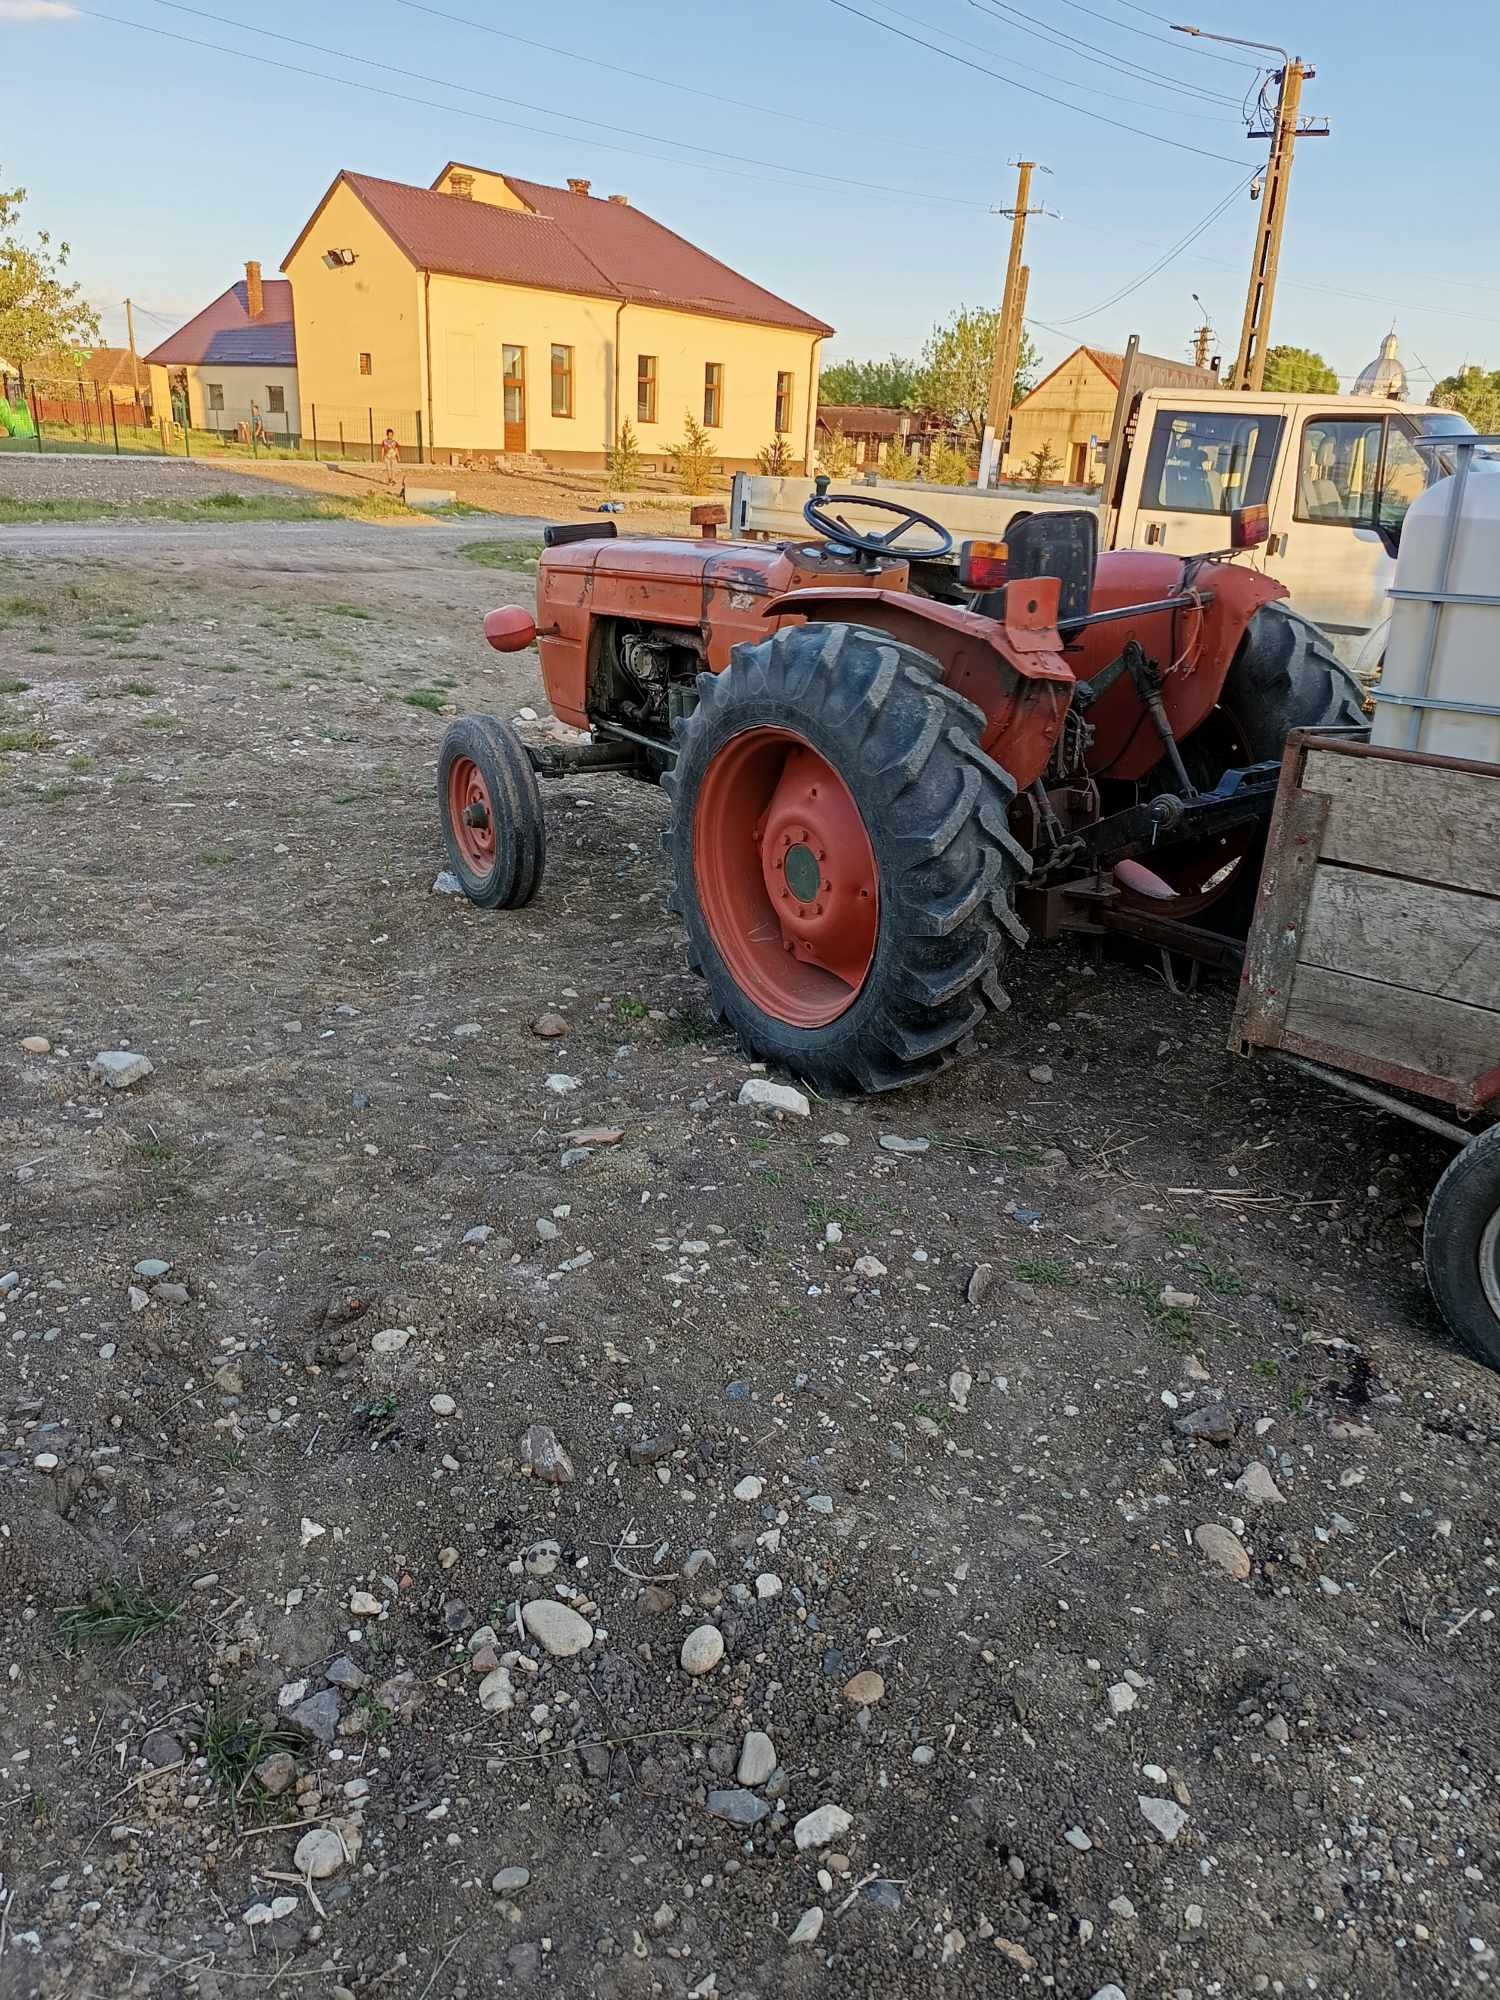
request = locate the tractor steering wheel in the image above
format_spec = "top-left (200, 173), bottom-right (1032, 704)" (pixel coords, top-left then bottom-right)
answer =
top-left (803, 490), bottom-right (954, 561)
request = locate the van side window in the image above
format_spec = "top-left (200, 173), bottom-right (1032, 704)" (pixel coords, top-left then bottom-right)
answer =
top-left (1142, 408), bottom-right (1282, 515)
top-left (1296, 415), bottom-right (1429, 535)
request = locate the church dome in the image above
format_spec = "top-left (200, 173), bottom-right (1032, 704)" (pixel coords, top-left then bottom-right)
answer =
top-left (1353, 330), bottom-right (1407, 400)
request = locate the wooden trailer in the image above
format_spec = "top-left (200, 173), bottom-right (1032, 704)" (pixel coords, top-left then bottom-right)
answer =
top-left (1233, 729), bottom-right (1500, 1366)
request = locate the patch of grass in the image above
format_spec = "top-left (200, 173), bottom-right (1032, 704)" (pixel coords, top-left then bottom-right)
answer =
top-left (202, 1706), bottom-right (304, 1797)
top-left (38, 782), bottom-right (73, 803)
top-left (326, 602), bottom-right (373, 620)
top-left (404, 690), bottom-right (445, 713)
top-left (28, 642), bottom-right (56, 654)
top-left (1015, 1255), bottom-right (1073, 1287)
top-left (131, 1137), bottom-right (176, 1166)
top-left (197, 850), bottom-right (233, 865)
top-left (120, 680), bottom-right (159, 697)
top-left (457, 537), bottom-right (547, 570)
top-left (1252, 1356), bottom-right (1280, 1380)
top-left (0, 676), bottom-right (30, 694)
top-left (0, 718), bottom-right (53, 753)
top-left (1192, 1261), bottom-right (1246, 1298)
top-left (1166, 1219), bottom-right (1204, 1248)
top-left (1288, 1381), bottom-right (1310, 1416)
top-left (137, 713), bottom-right (177, 730)
top-left (0, 490), bottom-right (427, 527)
top-left (58, 1583), bottom-right (178, 1649)
top-left (615, 996), bottom-right (650, 1021)
top-left (1154, 1305), bottom-right (1197, 1347)
top-left (67, 752), bottom-right (95, 771)
top-left (351, 1695), bottom-right (395, 1739)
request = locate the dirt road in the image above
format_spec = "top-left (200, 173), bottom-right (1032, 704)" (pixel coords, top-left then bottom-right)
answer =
top-left (1, 516), bottom-right (1496, 2000)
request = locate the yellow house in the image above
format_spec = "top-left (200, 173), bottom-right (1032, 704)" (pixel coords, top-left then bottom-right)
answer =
top-left (282, 164), bottom-right (833, 471)
top-left (143, 262), bottom-right (300, 442)
top-left (1003, 345), bottom-right (1217, 485)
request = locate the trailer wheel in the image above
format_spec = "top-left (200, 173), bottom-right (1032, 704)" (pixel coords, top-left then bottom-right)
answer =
top-left (437, 714), bottom-right (545, 909)
top-left (1424, 1125), bottom-right (1500, 1372)
top-left (663, 621), bottom-right (1030, 1095)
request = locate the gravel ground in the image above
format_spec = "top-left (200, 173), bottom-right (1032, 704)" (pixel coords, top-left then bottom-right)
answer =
top-left (0, 454), bottom-right (288, 504)
top-left (1, 518), bottom-right (1498, 2000)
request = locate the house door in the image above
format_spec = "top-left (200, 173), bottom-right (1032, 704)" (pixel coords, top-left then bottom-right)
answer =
top-left (502, 346), bottom-right (526, 454)
top-left (1068, 440), bottom-right (1088, 484)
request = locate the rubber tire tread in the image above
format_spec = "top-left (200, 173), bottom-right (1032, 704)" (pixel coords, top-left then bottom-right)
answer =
top-left (436, 713), bottom-right (546, 910)
top-left (1424, 1125), bottom-right (1500, 1372)
top-left (662, 621), bottom-right (1029, 1095)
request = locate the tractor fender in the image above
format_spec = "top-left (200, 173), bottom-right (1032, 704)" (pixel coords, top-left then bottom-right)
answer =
top-left (760, 586), bottom-right (1073, 793)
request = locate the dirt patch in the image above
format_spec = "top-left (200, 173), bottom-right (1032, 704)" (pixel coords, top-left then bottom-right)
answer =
top-left (1, 522), bottom-right (1497, 2000)
top-left (0, 454), bottom-right (296, 505)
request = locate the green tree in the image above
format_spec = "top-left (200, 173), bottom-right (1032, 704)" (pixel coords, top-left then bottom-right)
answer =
top-left (666, 412), bottom-right (718, 494)
top-left (1433, 364), bottom-right (1500, 434)
top-left (878, 439), bottom-right (918, 481)
top-left (815, 423), bottom-right (857, 478)
top-left (923, 441), bottom-right (973, 486)
top-left (606, 419), bottom-right (644, 493)
top-left (914, 306), bottom-right (1038, 449)
top-left (818, 353), bottom-right (922, 407)
top-left (756, 432), bottom-right (794, 475)
top-left (0, 179), bottom-right (98, 374)
top-left (1261, 345), bottom-right (1340, 394)
top-left (1022, 441), bottom-right (1061, 490)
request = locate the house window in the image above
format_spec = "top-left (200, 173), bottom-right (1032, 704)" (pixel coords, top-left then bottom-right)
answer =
top-left (206, 382), bottom-right (224, 413)
top-left (266, 385), bottom-right (285, 415)
top-left (636, 354), bottom-right (657, 424)
top-left (358, 352), bottom-right (372, 376)
top-left (551, 344), bottom-right (574, 418)
top-left (775, 370), bottom-right (794, 434)
top-left (703, 363), bottom-right (723, 427)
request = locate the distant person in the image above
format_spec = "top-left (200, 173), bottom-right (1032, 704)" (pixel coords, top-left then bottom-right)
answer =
top-left (380, 428), bottom-right (402, 486)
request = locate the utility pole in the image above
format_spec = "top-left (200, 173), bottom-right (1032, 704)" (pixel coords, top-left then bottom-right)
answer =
top-left (124, 297), bottom-right (141, 398)
top-left (1175, 28), bottom-right (1327, 391)
top-left (1190, 293), bottom-right (1214, 370)
top-left (979, 161), bottom-right (1047, 486)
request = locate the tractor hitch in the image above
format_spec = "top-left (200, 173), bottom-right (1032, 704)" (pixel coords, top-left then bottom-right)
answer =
top-left (1048, 760), bottom-right (1282, 878)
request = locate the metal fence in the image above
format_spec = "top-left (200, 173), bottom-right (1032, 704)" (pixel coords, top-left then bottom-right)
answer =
top-left (304, 406), bottom-right (425, 464)
top-left (1, 374), bottom-right (156, 453)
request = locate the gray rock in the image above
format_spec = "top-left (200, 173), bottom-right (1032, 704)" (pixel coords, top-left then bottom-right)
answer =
top-left (293, 1827), bottom-right (346, 1879)
top-left (491, 1866), bottom-right (531, 1894)
top-left (865, 1880), bottom-right (903, 1912)
top-left (794, 1803), bottom-right (852, 1850)
top-left (90, 1049), bottom-right (153, 1089)
top-left (966, 1262), bottom-right (995, 1307)
top-left (1194, 1522), bottom-right (1252, 1580)
top-left (140, 1727), bottom-right (183, 1768)
top-left (431, 870), bottom-right (465, 895)
top-left (559, 1147), bottom-right (592, 1169)
top-left (737, 1077), bottom-right (810, 1117)
top-left (1235, 1461), bottom-right (1286, 1505)
top-left (521, 1599), bottom-right (593, 1658)
top-left (1174, 1403), bottom-right (1237, 1444)
top-left (680, 1624), bottom-right (725, 1676)
top-left (788, 1907), bottom-right (825, 1945)
top-left (1089, 1989), bottom-right (1129, 2000)
top-left (0, 1271), bottom-right (18, 1295)
top-left (737, 1730), bottom-right (777, 1787)
top-left (520, 1422), bottom-right (574, 1485)
top-left (1138, 1794), bottom-right (1187, 1842)
top-left (462, 1225), bottom-right (494, 1245)
top-left (133, 1258), bottom-right (172, 1279)
top-left (325, 1655), bottom-right (369, 1691)
top-left (289, 1688), bottom-right (342, 1750)
top-left (152, 1282), bottom-right (189, 1306)
top-left (706, 1788), bottom-right (770, 1828)
top-left (878, 1133), bottom-right (928, 1153)
top-left (254, 1752), bottom-right (296, 1795)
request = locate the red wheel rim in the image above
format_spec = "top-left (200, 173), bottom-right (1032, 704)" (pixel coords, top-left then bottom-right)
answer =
top-left (447, 756), bottom-right (496, 874)
top-left (693, 727), bottom-right (878, 1029)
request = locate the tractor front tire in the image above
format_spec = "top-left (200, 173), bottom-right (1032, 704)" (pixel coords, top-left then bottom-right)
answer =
top-left (437, 713), bottom-right (545, 909)
top-left (663, 622), bottom-right (1029, 1095)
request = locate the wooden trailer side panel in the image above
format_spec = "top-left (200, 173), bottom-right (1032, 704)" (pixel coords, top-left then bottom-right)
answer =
top-left (1235, 736), bottom-right (1500, 1111)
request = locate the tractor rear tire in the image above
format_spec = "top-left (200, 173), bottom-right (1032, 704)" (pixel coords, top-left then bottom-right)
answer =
top-left (437, 713), bottom-right (545, 909)
top-left (1224, 599), bottom-right (1368, 751)
top-left (663, 621), bottom-right (1030, 1095)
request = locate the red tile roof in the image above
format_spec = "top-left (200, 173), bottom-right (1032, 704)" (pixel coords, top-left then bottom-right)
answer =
top-left (83, 347), bottom-right (150, 393)
top-left (142, 280), bottom-right (296, 369)
top-left (308, 171), bottom-right (831, 335)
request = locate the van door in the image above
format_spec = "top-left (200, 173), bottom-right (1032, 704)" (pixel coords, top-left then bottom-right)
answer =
top-left (1122, 403), bottom-right (1284, 559)
top-left (1262, 409), bottom-right (1427, 669)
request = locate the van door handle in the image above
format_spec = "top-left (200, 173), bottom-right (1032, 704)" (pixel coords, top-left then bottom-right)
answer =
top-left (1144, 521), bottom-right (1164, 546)
top-left (1266, 531), bottom-right (1287, 556)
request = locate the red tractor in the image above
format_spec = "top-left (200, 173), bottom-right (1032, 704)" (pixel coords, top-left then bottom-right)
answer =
top-left (438, 488), bottom-right (1362, 1093)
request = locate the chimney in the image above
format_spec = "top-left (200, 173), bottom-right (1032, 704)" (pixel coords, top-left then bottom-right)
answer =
top-left (567, 177), bottom-right (592, 197)
top-left (448, 171), bottom-right (474, 199)
top-left (607, 193), bottom-right (629, 205)
top-left (244, 259), bottom-right (264, 320)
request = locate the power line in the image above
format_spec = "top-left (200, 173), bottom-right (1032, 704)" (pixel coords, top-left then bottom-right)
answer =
top-left (1039, 0), bottom-right (1263, 67)
top-left (824, 0), bottom-right (1248, 164)
top-left (1032, 171), bottom-right (1259, 327)
top-left (76, 4), bottom-right (995, 214)
top-left (964, 0), bottom-right (1241, 104)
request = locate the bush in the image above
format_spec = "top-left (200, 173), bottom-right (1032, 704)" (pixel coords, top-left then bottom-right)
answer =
top-left (878, 441), bottom-right (918, 481)
top-left (1022, 442), bottom-right (1061, 490)
top-left (924, 442), bottom-right (972, 486)
top-left (666, 413), bottom-right (718, 494)
top-left (607, 419), bottom-right (643, 493)
top-left (756, 432), bottom-right (794, 475)
top-left (815, 424), bottom-right (856, 478)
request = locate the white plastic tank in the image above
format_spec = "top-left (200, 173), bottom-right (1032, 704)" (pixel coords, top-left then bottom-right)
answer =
top-left (1376, 455), bottom-right (1500, 762)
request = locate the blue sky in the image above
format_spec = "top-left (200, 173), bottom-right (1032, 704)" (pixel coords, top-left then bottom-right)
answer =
top-left (6, 0), bottom-right (1499, 391)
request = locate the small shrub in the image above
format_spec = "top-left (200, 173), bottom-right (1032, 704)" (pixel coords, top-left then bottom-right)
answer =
top-left (878, 441), bottom-right (918, 481)
top-left (756, 432), bottom-right (794, 475)
top-left (1022, 442), bottom-right (1061, 490)
top-left (666, 413), bottom-right (718, 494)
top-left (924, 442), bottom-right (972, 486)
top-left (607, 419), bottom-right (644, 493)
top-left (815, 424), bottom-right (857, 479)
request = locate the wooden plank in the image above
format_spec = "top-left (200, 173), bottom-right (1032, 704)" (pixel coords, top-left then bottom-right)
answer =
top-left (1233, 785), bottom-right (1330, 1049)
top-left (1281, 962), bottom-right (1500, 1101)
top-left (1301, 866), bottom-right (1500, 1011)
top-left (1301, 748), bottom-right (1500, 895)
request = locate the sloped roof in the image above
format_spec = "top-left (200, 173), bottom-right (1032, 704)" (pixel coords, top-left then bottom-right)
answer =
top-left (83, 347), bottom-right (150, 393)
top-left (818, 404), bottom-right (914, 437)
top-left (291, 170), bottom-right (832, 336)
top-left (1016, 344), bottom-right (1218, 406)
top-left (142, 280), bottom-right (296, 368)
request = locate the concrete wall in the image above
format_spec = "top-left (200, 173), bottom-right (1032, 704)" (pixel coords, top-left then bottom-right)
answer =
top-left (1003, 352), bottom-right (1116, 484)
top-left (286, 179), bottom-right (425, 442)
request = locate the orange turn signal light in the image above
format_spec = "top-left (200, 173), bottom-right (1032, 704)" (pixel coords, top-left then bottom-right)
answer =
top-left (959, 538), bottom-right (1009, 591)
